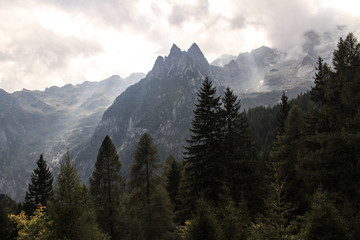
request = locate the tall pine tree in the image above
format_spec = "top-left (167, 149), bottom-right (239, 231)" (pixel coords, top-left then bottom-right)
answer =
top-left (276, 91), bottom-right (291, 136)
top-left (184, 77), bottom-right (223, 206)
top-left (221, 87), bottom-right (262, 213)
top-left (23, 154), bottom-right (53, 215)
top-left (90, 135), bottom-right (124, 240)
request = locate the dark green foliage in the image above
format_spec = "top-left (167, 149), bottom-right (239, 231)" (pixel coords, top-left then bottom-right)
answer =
top-left (128, 186), bottom-right (175, 240)
top-left (252, 163), bottom-right (298, 240)
top-left (217, 187), bottom-right (250, 240)
top-left (299, 188), bottom-right (350, 240)
top-left (270, 106), bottom-right (305, 210)
top-left (0, 195), bottom-right (18, 240)
top-left (221, 87), bottom-right (263, 213)
top-left (165, 155), bottom-right (182, 213)
top-left (23, 155), bottom-right (53, 215)
top-left (130, 133), bottom-right (161, 204)
top-left (0, 206), bottom-right (11, 240)
top-left (0, 195), bottom-right (18, 239)
top-left (247, 105), bottom-right (279, 152)
top-left (49, 151), bottom-right (109, 240)
top-left (184, 77), bottom-right (224, 204)
top-left (276, 92), bottom-right (291, 136)
top-left (310, 57), bottom-right (330, 106)
top-left (300, 33), bottom-right (360, 207)
top-left (184, 198), bottom-right (222, 240)
top-left (90, 135), bottom-right (124, 239)
top-left (128, 133), bottom-right (175, 240)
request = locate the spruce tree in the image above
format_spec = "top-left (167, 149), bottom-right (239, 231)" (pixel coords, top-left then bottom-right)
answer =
top-left (49, 151), bottom-right (109, 240)
top-left (276, 91), bottom-right (291, 136)
top-left (184, 77), bottom-right (223, 205)
top-left (310, 57), bottom-right (330, 106)
top-left (221, 87), bottom-right (262, 213)
top-left (90, 135), bottom-right (123, 240)
top-left (23, 154), bottom-right (53, 215)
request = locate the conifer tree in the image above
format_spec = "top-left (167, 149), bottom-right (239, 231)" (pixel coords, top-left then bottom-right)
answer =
top-left (23, 154), bottom-right (53, 215)
top-left (128, 133), bottom-right (175, 240)
top-left (217, 187), bottom-right (250, 240)
top-left (251, 163), bottom-right (298, 240)
top-left (270, 105), bottom-right (305, 210)
top-left (49, 151), bottom-right (109, 240)
top-left (184, 77), bottom-right (223, 205)
top-left (90, 135), bottom-right (123, 240)
top-left (130, 133), bottom-right (161, 204)
top-left (276, 91), bottom-right (291, 136)
top-left (221, 87), bottom-right (262, 212)
top-left (299, 188), bottom-right (350, 240)
top-left (0, 206), bottom-right (12, 240)
top-left (301, 33), bottom-right (360, 206)
top-left (183, 198), bottom-right (222, 240)
top-left (165, 155), bottom-right (182, 213)
top-left (310, 57), bottom-right (331, 106)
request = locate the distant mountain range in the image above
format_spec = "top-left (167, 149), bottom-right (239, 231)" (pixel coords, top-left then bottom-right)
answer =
top-left (0, 31), bottom-right (337, 201)
top-left (0, 73), bottom-right (144, 200)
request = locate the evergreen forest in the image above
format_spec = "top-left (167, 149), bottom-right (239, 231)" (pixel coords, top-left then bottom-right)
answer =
top-left (1, 33), bottom-right (360, 240)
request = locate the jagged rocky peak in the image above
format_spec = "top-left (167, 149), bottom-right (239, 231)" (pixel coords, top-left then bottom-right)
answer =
top-left (168, 44), bottom-right (183, 59)
top-left (150, 56), bottom-right (165, 75)
top-left (149, 43), bottom-right (210, 77)
top-left (188, 43), bottom-right (208, 65)
top-left (250, 46), bottom-right (281, 66)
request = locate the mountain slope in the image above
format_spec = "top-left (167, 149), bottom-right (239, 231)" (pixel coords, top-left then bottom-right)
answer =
top-left (0, 73), bottom-right (144, 201)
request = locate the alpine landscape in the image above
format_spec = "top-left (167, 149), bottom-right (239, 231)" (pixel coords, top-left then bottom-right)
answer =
top-left (1, 0), bottom-right (360, 239)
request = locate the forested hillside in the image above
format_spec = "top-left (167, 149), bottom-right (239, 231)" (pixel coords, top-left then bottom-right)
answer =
top-left (1, 33), bottom-right (360, 240)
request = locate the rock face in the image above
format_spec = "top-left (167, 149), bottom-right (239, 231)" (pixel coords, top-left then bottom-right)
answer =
top-left (0, 74), bottom-right (144, 201)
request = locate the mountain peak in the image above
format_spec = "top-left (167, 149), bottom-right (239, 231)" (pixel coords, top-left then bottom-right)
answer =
top-left (187, 42), bottom-right (209, 68)
top-left (188, 43), bottom-right (201, 55)
top-left (169, 44), bottom-right (182, 57)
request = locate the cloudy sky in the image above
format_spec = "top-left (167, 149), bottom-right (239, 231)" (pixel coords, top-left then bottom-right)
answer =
top-left (0, 0), bottom-right (359, 92)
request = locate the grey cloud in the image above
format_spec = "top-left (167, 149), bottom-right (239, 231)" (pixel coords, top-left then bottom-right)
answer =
top-left (8, 27), bottom-right (102, 70)
top-left (231, 15), bottom-right (246, 29)
top-left (302, 31), bottom-right (320, 56)
top-left (168, 0), bottom-right (209, 26)
top-left (39, 0), bottom-right (140, 30)
top-left (0, 21), bottom-right (103, 92)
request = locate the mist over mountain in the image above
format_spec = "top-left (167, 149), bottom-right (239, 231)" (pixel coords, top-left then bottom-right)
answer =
top-left (0, 73), bottom-right (144, 200)
top-left (0, 30), bottom-right (339, 201)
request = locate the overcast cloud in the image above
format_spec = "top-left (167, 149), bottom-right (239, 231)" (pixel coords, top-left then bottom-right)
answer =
top-left (0, 0), bottom-right (359, 92)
